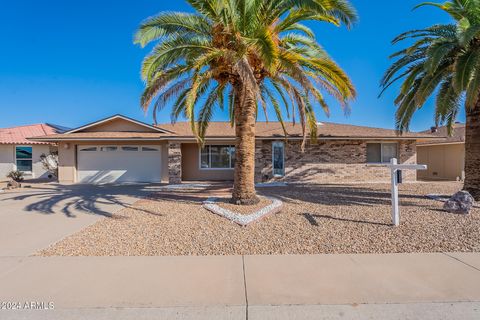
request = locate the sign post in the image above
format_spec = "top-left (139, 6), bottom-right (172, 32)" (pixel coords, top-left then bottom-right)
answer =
top-left (384, 158), bottom-right (427, 226)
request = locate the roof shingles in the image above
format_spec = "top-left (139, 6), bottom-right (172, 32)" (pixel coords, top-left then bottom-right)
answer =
top-left (156, 122), bottom-right (438, 139)
top-left (29, 121), bottom-right (440, 141)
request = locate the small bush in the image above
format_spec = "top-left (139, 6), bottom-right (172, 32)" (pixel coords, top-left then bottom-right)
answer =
top-left (7, 170), bottom-right (24, 182)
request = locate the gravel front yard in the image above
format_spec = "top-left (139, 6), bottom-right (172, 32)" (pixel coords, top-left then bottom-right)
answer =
top-left (39, 182), bottom-right (480, 256)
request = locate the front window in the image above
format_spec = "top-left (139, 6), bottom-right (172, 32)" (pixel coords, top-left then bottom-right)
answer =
top-left (367, 143), bottom-right (398, 163)
top-left (200, 145), bottom-right (235, 169)
top-left (272, 141), bottom-right (285, 176)
top-left (16, 146), bottom-right (33, 172)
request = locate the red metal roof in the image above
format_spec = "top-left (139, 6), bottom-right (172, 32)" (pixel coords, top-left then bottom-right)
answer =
top-left (0, 124), bottom-right (62, 145)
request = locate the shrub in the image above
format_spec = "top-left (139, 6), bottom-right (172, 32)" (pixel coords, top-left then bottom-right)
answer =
top-left (7, 170), bottom-right (24, 182)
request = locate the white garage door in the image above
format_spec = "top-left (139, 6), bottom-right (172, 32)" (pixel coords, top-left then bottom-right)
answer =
top-left (77, 145), bottom-right (162, 184)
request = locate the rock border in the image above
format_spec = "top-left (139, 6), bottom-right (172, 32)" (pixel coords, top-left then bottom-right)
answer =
top-left (160, 183), bottom-right (212, 190)
top-left (255, 182), bottom-right (288, 188)
top-left (203, 196), bottom-right (283, 226)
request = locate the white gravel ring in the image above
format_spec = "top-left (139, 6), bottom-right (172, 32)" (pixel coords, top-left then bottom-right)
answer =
top-left (160, 183), bottom-right (212, 190)
top-left (255, 182), bottom-right (288, 187)
top-left (203, 197), bottom-right (283, 226)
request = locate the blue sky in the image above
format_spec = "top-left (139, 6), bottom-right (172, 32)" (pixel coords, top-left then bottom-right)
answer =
top-left (0, 0), bottom-right (458, 131)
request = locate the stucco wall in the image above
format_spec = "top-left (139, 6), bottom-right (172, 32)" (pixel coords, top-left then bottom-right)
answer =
top-left (0, 145), bottom-right (14, 181)
top-left (417, 144), bottom-right (465, 181)
top-left (181, 143), bottom-right (234, 181)
top-left (0, 144), bottom-right (55, 181)
top-left (255, 140), bottom-right (417, 184)
top-left (32, 145), bottom-right (56, 180)
top-left (82, 118), bottom-right (159, 132)
top-left (58, 142), bottom-right (76, 183)
top-left (57, 141), bottom-right (167, 183)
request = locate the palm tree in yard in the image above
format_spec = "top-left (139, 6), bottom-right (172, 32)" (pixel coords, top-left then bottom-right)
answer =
top-left (135, 0), bottom-right (357, 204)
top-left (380, 0), bottom-right (480, 200)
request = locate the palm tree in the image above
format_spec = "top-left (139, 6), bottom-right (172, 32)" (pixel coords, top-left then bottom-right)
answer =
top-left (380, 0), bottom-right (480, 200)
top-left (135, 0), bottom-right (357, 204)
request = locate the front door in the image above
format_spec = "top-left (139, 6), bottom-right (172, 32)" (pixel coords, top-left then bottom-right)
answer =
top-left (272, 141), bottom-right (285, 177)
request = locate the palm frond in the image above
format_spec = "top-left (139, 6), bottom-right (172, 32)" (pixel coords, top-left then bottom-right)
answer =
top-left (381, 3), bottom-right (480, 133)
top-left (134, 12), bottom-right (212, 47)
top-left (136, 0), bottom-right (357, 150)
top-left (453, 47), bottom-right (480, 92)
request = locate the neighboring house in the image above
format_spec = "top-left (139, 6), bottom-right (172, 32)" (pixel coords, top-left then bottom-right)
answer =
top-left (0, 124), bottom-right (66, 181)
top-left (417, 124), bottom-right (465, 181)
top-left (29, 114), bottom-right (439, 185)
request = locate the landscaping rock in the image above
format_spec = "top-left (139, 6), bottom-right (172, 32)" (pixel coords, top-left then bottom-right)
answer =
top-left (443, 191), bottom-right (475, 214)
top-left (38, 182), bottom-right (480, 256)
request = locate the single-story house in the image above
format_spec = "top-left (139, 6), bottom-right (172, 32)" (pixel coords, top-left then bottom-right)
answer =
top-left (29, 114), bottom-right (439, 185)
top-left (417, 123), bottom-right (465, 181)
top-left (0, 124), bottom-right (66, 181)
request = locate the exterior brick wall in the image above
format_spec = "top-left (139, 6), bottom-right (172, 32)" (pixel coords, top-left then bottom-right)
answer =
top-left (168, 142), bottom-right (182, 184)
top-left (255, 139), bottom-right (417, 184)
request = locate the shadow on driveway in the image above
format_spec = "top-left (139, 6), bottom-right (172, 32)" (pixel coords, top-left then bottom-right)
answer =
top-left (1, 183), bottom-right (167, 218)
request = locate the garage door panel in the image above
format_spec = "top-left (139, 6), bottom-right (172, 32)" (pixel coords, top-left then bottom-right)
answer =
top-left (77, 146), bottom-right (162, 184)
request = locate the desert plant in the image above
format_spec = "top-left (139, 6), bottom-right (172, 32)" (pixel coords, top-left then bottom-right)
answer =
top-left (40, 151), bottom-right (59, 178)
top-left (135, 0), bottom-right (357, 204)
top-left (7, 170), bottom-right (24, 182)
top-left (380, 0), bottom-right (480, 200)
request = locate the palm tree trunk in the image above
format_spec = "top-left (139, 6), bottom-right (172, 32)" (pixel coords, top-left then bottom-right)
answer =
top-left (231, 81), bottom-right (260, 205)
top-left (464, 98), bottom-right (480, 201)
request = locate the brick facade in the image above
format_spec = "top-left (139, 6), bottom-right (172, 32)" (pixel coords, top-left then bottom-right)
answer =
top-left (255, 140), bottom-right (417, 184)
top-left (168, 142), bottom-right (182, 184)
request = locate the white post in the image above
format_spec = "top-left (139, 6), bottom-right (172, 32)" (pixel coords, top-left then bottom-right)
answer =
top-left (390, 158), bottom-right (400, 227)
top-left (380, 159), bottom-right (426, 227)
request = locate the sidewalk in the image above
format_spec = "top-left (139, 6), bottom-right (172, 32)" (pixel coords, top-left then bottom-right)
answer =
top-left (0, 253), bottom-right (479, 319)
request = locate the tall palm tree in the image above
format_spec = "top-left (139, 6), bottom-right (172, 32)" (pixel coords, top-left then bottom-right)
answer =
top-left (380, 0), bottom-right (480, 200)
top-left (135, 0), bottom-right (357, 204)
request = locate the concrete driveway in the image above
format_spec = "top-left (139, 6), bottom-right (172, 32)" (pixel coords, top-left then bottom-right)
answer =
top-left (0, 183), bottom-right (164, 256)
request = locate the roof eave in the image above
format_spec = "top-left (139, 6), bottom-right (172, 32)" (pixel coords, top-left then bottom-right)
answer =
top-left (0, 141), bottom-right (53, 145)
top-left (417, 141), bottom-right (465, 146)
top-left (65, 114), bottom-right (174, 134)
top-left (29, 135), bottom-right (439, 142)
top-left (28, 137), bottom-right (165, 142)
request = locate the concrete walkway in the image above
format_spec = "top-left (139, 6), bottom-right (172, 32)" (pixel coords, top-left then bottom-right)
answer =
top-left (1, 253), bottom-right (480, 319)
top-left (0, 183), bottom-right (165, 256)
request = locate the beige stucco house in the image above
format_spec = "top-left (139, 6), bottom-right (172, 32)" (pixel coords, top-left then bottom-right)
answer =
top-left (0, 124), bottom-right (64, 181)
top-left (417, 124), bottom-right (465, 181)
top-left (29, 114), bottom-right (439, 185)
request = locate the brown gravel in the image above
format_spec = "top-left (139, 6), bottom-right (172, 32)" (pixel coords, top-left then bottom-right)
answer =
top-left (38, 182), bottom-right (480, 256)
top-left (213, 196), bottom-right (273, 215)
